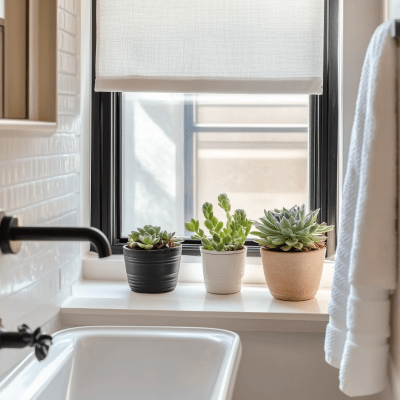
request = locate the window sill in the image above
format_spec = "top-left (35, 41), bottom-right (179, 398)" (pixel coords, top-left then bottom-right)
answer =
top-left (61, 254), bottom-right (333, 333)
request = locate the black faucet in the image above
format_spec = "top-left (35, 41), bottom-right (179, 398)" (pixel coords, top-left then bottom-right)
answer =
top-left (0, 211), bottom-right (112, 257)
top-left (0, 320), bottom-right (52, 361)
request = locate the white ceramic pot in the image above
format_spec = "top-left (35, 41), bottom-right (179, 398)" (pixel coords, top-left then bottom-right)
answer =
top-left (201, 247), bottom-right (247, 294)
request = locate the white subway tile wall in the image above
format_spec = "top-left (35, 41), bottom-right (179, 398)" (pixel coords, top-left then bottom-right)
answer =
top-left (0, 0), bottom-right (81, 377)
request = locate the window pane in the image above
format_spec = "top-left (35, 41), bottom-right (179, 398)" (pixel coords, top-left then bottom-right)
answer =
top-left (121, 93), bottom-right (185, 237)
top-left (121, 93), bottom-right (309, 237)
top-left (195, 131), bottom-right (308, 233)
top-left (195, 94), bottom-right (308, 125)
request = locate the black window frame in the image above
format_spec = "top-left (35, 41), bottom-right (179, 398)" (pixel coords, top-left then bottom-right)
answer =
top-left (91, 0), bottom-right (338, 258)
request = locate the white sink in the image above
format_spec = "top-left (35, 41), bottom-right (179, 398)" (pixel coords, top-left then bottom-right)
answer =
top-left (0, 326), bottom-right (241, 400)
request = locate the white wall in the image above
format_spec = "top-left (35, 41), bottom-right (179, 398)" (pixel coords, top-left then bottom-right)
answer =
top-left (0, 0), bottom-right (82, 378)
top-left (340, 0), bottom-right (384, 183)
top-left (386, 2), bottom-right (400, 399)
top-left (390, 0), bottom-right (400, 17)
top-left (234, 331), bottom-right (389, 400)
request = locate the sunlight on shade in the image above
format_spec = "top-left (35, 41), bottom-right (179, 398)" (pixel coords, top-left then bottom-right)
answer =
top-left (122, 93), bottom-right (184, 235)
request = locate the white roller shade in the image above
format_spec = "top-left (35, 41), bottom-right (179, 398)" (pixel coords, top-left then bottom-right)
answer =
top-left (95, 0), bottom-right (324, 94)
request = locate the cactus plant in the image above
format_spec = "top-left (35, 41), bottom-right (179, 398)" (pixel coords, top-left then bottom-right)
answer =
top-left (128, 225), bottom-right (183, 250)
top-left (251, 204), bottom-right (334, 252)
top-left (185, 193), bottom-right (253, 251)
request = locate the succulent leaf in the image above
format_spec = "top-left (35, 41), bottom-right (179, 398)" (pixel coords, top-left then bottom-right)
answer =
top-left (185, 222), bottom-right (195, 232)
top-left (286, 238), bottom-right (298, 246)
top-left (280, 217), bottom-right (291, 230)
top-left (281, 228), bottom-right (293, 236)
top-left (204, 220), bottom-right (214, 230)
top-left (252, 204), bottom-right (334, 252)
top-left (186, 193), bottom-right (252, 252)
top-left (223, 234), bottom-right (232, 244)
top-left (259, 217), bottom-right (275, 230)
top-left (311, 235), bottom-right (327, 242)
top-left (316, 225), bottom-right (334, 233)
top-left (265, 211), bottom-right (278, 226)
top-left (294, 221), bottom-right (304, 232)
top-left (258, 225), bottom-right (278, 235)
top-left (202, 238), bottom-right (211, 246)
top-left (212, 233), bottom-right (221, 243)
top-left (292, 242), bottom-right (303, 250)
top-left (129, 231), bottom-right (140, 241)
top-left (272, 238), bottom-right (286, 245)
top-left (215, 221), bottom-right (223, 232)
top-left (221, 199), bottom-right (230, 211)
top-left (250, 230), bottom-right (264, 237)
top-left (128, 225), bottom-right (183, 250)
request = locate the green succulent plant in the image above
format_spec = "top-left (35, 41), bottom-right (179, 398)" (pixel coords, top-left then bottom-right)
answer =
top-left (128, 225), bottom-right (184, 250)
top-left (185, 193), bottom-right (253, 252)
top-left (251, 204), bottom-right (334, 252)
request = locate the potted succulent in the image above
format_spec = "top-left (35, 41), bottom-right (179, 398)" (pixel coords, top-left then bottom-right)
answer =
top-left (185, 194), bottom-right (253, 295)
top-left (252, 205), bottom-right (334, 301)
top-left (123, 225), bottom-right (184, 293)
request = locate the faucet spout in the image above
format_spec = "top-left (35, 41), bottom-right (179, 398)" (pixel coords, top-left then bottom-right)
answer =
top-left (0, 212), bottom-right (112, 257)
top-left (10, 226), bottom-right (112, 258)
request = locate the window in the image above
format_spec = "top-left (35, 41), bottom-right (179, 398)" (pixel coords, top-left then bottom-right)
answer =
top-left (121, 93), bottom-right (309, 235)
top-left (91, 0), bottom-right (338, 257)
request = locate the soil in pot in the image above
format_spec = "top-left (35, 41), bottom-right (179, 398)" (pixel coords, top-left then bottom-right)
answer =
top-left (123, 245), bottom-right (182, 293)
top-left (260, 246), bottom-right (326, 301)
top-left (201, 247), bottom-right (247, 295)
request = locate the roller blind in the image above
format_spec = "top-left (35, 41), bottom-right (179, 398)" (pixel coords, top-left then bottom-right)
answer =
top-left (95, 0), bottom-right (325, 94)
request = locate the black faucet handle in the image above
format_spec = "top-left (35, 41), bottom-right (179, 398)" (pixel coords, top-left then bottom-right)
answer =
top-left (0, 322), bottom-right (53, 361)
top-left (34, 337), bottom-right (52, 361)
top-left (18, 324), bottom-right (32, 334)
top-left (16, 324), bottom-right (53, 361)
top-left (31, 327), bottom-right (53, 361)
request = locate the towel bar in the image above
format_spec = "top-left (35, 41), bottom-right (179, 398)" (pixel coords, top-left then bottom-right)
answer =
top-left (392, 19), bottom-right (400, 39)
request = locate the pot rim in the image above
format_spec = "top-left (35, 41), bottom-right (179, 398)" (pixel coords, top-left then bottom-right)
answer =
top-left (260, 246), bottom-right (326, 255)
top-left (200, 246), bottom-right (247, 255)
top-left (123, 244), bottom-right (182, 252)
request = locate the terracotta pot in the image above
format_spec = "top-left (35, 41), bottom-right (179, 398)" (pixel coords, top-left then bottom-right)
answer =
top-left (260, 246), bottom-right (326, 301)
top-left (201, 247), bottom-right (247, 294)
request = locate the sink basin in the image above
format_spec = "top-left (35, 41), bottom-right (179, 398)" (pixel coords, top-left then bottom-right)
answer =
top-left (0, 326), bottom-right (241, 400)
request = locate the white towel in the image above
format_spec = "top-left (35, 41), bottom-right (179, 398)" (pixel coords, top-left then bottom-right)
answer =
top-left (324, 21), bottom-right (397, 397)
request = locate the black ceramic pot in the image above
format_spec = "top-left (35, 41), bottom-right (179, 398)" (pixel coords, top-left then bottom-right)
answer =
top-left (123, 245), bottom-right (182, 293)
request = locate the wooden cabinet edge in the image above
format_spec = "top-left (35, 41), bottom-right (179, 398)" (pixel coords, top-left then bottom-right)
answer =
top-left (0, 0), bottom-right (59, 136)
